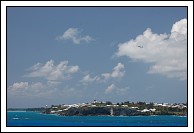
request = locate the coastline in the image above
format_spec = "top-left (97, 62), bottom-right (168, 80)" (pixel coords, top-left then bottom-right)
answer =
top-left (7, 101), bottom-right (187, 117)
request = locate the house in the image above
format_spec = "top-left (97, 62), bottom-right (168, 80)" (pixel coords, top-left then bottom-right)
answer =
top-left (141, 108), bottom-right (150, 112)
top-left (149, 108), bottom-right (156, 112)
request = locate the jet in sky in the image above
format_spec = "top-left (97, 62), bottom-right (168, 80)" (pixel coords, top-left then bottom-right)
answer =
top-left (137, 45), bottom-right (143, 48)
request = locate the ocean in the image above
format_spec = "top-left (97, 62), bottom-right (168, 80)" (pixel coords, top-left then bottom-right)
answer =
top-left (7, 111), bottom-right (187, 126)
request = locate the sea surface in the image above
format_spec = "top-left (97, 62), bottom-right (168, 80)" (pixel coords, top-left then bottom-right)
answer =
top-left (7, 111), bottom-right (187, 126)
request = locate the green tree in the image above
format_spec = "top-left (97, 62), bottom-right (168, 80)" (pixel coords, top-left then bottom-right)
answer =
top-left (106, 101), bottom-right (112, 105)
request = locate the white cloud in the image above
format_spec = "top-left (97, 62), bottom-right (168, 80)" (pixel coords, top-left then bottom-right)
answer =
top-left (80, 74), bottom-right (100, 84)
top-left (116, 18), bottom-right (187, 80)
top-left (105, 84), bottom-right (116, 94)
top-left (80, 63), bottom-right (125, 84)
top-left (8, 82), bottom-right (43, 96)
top-left (26, 60), bottom-right (79, 81)
top-left (8, 82), bottom-right (45, 91)
top-left (8, 81), bottom-right (61, 97)
top-left (105, 84), bottom-right (129, 95)
top-left (56, 28), bottom-right (93, 44)
top-left (9, 82), bottom-right (29, 91)
top-left (67, 65), bottom-right (79, 73)
top-left (102, 63), bottom-right (125, 80)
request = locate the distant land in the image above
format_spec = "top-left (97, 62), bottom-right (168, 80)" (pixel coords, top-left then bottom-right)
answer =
top-left (7, 100), bottom-right (187, 116)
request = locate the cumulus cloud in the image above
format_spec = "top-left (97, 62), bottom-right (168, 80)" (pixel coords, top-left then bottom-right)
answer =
top-left (105, 84), bottom-right (116, 94)
top-left (8, 82), bottom-right (44, 96)
top-left (102, 63), bottom-right (125, 80)
top-left (80, 74), bottom-right (100, 84)
top-left (56, 28), bottom-right (93, 44)
top-left (8, 81), bottom-right (61, 97)
top-left (26, 60), bottom-right (79, 81)
top-left (105, 84), bottom-right (129, 95)
top-left (8, 82), bottom-right (45, 91)
top-left (9, 82), bottom-right (29, 91)
top-left (80, 63), bottom-right (125, 84)
top-left (116, 18), bottom-right (187, 80)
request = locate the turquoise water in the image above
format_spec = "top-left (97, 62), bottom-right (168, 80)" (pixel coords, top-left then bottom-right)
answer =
top-left (7, 111), bottom-right (187, 126)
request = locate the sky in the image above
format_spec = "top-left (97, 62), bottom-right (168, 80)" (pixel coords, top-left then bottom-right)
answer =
top-left (7, 7), bottom-right (187, 108)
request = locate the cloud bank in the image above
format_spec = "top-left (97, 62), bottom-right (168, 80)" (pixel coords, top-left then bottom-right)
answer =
top-left (57, 28), bottom-right (93, 44)
top-left (26, 60), bottom-right (79, 81)
top-left (116, 19), bottom-right (187, 80)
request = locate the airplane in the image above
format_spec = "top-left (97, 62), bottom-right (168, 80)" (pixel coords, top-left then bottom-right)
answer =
top-left (137, 45), bottom-right (143, 48)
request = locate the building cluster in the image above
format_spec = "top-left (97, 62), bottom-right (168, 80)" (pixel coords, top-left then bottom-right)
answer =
top-left (153, 103), bottom-right (187, 109)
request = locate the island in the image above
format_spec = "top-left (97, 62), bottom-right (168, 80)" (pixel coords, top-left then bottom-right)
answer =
top-left (41, 100), bottom-right (187, 116)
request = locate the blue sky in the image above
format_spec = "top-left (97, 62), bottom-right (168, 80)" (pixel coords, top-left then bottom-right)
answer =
top-left (7, 7), bottom-right (187, 108)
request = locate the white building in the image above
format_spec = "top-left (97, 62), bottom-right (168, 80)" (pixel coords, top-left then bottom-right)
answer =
top-left (141, 109), bottom-right (150, 112)
top-left (149, 108), bottom-right (156, 112)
